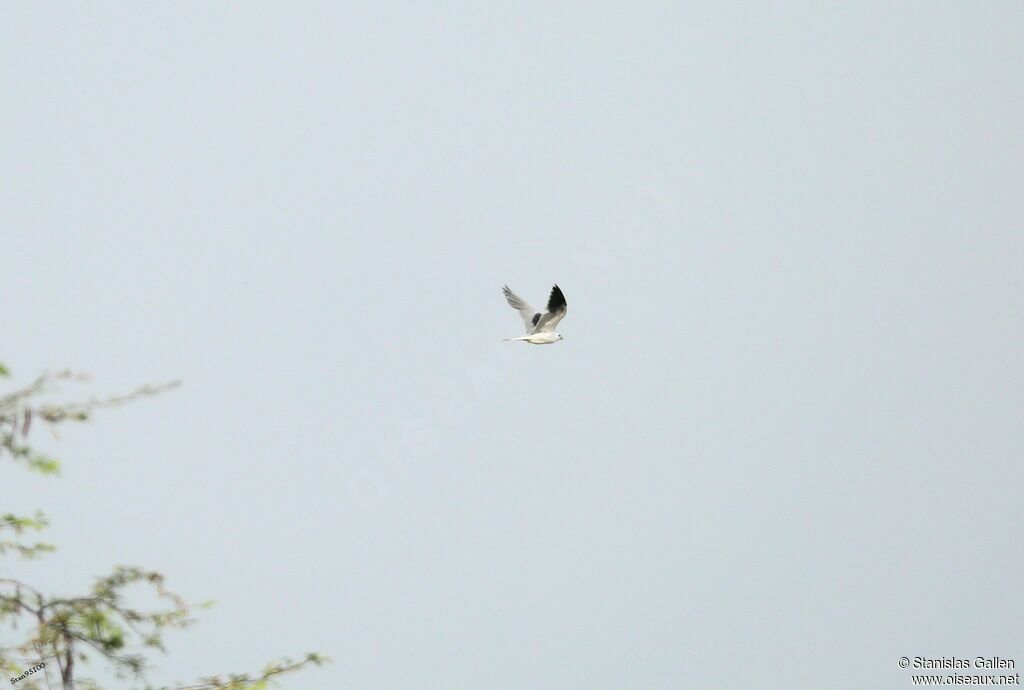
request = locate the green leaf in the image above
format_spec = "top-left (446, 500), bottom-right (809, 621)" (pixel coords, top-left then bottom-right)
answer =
top-left (27, 455), bottom-right (60, 475)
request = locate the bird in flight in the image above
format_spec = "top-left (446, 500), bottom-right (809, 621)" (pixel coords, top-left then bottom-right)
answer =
top-left (502, 284), bottom-right (568, 344)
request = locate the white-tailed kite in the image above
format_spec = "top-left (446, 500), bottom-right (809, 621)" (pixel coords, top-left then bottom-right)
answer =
top-left (502, 284), bottom-right (567, 344)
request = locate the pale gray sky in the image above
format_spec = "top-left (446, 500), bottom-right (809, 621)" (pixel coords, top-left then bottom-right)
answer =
top-left (2, 3), bottom-right (1022, 689)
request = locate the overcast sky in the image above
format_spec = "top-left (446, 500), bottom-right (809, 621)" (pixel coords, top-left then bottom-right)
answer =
top-left (2, 3), bottom-right (1022, 689)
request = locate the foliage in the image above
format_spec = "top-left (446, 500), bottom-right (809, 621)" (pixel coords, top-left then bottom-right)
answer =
top-left (0, 363), bottom-right (325, 689)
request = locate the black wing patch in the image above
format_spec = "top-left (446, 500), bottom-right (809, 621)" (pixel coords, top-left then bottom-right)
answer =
top-left (546, 284), bottom-right (566, 313)
top-left (532, 313), bottom-right (541, 326)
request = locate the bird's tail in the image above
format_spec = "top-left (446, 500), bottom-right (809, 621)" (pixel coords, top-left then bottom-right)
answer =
top-left (502, 336), bottom-right (527, 342)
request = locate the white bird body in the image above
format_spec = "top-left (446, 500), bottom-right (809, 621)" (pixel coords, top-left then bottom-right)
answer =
top-left (502, 332), bottom-right (562, 345)
top-left (501, 284), bottom-right (567, 344)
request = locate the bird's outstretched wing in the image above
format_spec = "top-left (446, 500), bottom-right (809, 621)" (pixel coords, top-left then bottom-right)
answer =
top-left (503, 285), bottom-right (541, 334)
top-left (534, 284), bottom-right (567, 333)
